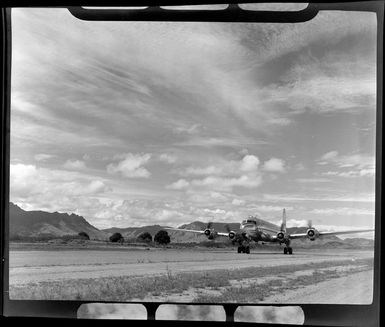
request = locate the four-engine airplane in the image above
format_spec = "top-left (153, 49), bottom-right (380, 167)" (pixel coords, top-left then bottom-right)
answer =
top-left (165, 209), bottom-right (374, 254)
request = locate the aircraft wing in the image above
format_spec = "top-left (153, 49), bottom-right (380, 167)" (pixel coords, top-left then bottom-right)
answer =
top-left (164, 227), bottom-right (229, 237)
top-left (164, 227), bottom-right (206, 234)
top-left (289, 228), bottom-right (374, 239)
top-left (259, 226), bottom-right (281, 234)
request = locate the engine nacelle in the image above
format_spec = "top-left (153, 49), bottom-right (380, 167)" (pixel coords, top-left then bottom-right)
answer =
top-left (307, 228), bottom-right (318, 241)
top-left (204, 229), bottom-right (217, 240)
top-left (276, 231), bottom-right (286, 241)
top-left (228, 231), bottom-right (236, 239)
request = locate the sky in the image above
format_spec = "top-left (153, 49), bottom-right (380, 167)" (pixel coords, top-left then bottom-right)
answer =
top-left (10, 7), bottom-right (377, 236)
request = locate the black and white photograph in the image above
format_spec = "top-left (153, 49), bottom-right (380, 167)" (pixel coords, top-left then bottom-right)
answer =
top-left (8, 4), bottom-right (376, 314)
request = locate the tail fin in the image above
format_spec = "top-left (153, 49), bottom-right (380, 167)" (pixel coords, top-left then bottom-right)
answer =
top-left (280, 208), bottom-right (287, 233)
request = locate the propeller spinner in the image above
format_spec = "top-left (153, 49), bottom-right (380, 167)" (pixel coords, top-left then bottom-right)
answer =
top-left (306, 220), bottom-right (317, 240)
top-left (225, 224), bottom-right (236, 239)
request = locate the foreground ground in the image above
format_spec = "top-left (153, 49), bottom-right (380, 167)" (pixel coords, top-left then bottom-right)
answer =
top-left (8, 245), bottom-right (373, 304)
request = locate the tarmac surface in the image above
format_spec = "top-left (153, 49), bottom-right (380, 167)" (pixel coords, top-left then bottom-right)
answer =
top-left (8, 247), bottom-right (374, 285)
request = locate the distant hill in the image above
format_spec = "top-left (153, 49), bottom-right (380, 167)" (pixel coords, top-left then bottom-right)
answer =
top-left (9, 202), bottom-right (107, 240)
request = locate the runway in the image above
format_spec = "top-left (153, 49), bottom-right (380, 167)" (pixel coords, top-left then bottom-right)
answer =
top-left (8, 247), bottom-right (373, 286)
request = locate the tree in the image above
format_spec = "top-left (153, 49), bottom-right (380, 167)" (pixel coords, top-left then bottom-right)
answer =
top-left (137, 232), bottom-right (152, 243)
top-left (78, 231), bottom-right (90, 240)
top-left (109, 232), bottom-right (124, 243)
top-left (154, 230), bottom-right (170, 245)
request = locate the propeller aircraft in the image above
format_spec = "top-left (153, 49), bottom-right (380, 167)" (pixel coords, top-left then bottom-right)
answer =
top-left (165, 209), bottom-right (374, 254)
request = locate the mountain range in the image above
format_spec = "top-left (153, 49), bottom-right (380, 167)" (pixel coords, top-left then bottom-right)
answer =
top-left (9, 202), bottom-right (106, 240)
top-left (9, 202), bottom-right (374, 248)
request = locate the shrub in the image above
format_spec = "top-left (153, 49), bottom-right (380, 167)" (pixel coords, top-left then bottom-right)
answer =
top-left (137, 232), bottom-right (152, 243)
top-left (154, 230), bottom-right (170, 245)
top-left (109, 232), bottom-right (124, 243)
top-left (78, 232), bottom-right (90, 240)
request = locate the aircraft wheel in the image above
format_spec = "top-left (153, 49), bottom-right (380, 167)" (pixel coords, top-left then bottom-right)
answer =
top-left (237, 246), bottom-right (242, 253)
top-left (284, 247), bottom-right (288, 255)
top-left (245, 246), bottom-right (250, 254)
top-left (288, 247), bottom-right (293, 255)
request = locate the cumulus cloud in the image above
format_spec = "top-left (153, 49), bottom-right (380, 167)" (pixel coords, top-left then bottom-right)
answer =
top-left (10, 163), bottom-right (111, 214)
top-left (240, 155), bottom-right (260, 172)
top-left (262, 158), bottom-right (286, 173)
top-left (107, 153), bottom-right (151, 178)
top-left (10, 163), bottom-right (39, 196)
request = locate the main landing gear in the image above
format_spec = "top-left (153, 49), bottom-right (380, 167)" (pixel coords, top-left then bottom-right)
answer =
top-left (283, 247), bottom-right (293, 255)
top-left (283, 240), bottom-right (293, 255)
top-left (237, 245), bottom-right (250, 254)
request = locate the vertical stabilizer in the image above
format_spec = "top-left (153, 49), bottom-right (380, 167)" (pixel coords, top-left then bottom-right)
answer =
top-left (280, 208), bottom-right (287, 233)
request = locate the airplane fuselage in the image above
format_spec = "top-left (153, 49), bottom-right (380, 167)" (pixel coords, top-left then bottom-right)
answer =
top-left (236, 225), bottom-right (279, 244)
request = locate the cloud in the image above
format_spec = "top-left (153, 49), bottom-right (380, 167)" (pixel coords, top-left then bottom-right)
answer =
top-left (191, 175), bottom-right (262, 192)
top-left (10, 163), bottom-right (39, 196)
top-left (182, 155), bottom-right (260, 177)
top-left (240, 155), bottom-right (260, 172)
top-left (322, 170), bottom-right (375, 178)
top-left (10, 163), bottom-right (111, 214)
top-left (173, 124), bottom-right (200, 135)
top-left (232, 198), bottom-right (246, 206)
top-left (167, 179), bottom-right (190, 190)
top-left (107, 153), bottom-right (151, 178)
top-left (308, 207), bottom-right (374, 216)
top-left (317, 151), bottom-right (375, 177)
top-left (262, 158), bottom-right (286, 173)
top-left (253, 205), bottom-right (293, 213)
top-left (318, 151), bottom-right (374, 168)
top-left (34, 153), bottom-right (55, 162)
top-left (263, 193), bottom-right (375, 203)
top-left (159, 153), bottom-right (177, 164)
top-left (183, 165), bottom-right (219, 176)
top-left (63, 159), bottom-right (86, 170)
top-left (296, 178), bottom-right (330, 183)
top-left (320, 151), bottom-right (339, 161)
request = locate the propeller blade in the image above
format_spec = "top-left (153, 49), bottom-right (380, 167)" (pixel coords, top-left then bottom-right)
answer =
top-left (224, 224), bottom-right (231, 232)
top-left (307, 219), bottom-right (313, 228)
top-left (207, 222), bottom-right (213, 229)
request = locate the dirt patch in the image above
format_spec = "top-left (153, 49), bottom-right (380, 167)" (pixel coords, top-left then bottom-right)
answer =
top-left (264, 270), bottom-right (373, 304)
